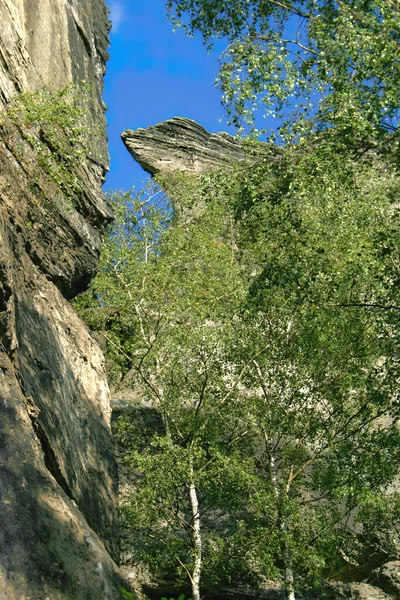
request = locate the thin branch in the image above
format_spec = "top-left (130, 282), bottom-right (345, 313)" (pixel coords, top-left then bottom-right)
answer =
top-left (256, 34), bottom-right (320, 57)
top-left (176, 556), bottom-right (194, 585)
top-left (196, 429), bottom-right (249, 477)
top-left (100, 331), bottom-right (163, 404)
top-left (263, 0), bottom-right (310, 19)
top-left (253, 359), bottom-right (269, 400)
top-left (197, 348), bottom-right (266, 435)
top-left (107, 260), bottom-right (155, 347)
top-left (286, 455), bottom-right (318, 490)
top-left (191, 367), bottom-right (209, 435)
top-left (332, 302), bottom-right (400, 312)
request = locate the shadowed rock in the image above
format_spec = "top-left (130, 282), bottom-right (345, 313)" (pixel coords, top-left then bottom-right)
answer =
top-left (372, 561), bottom-right (400, 598)
top-left (0, 1), bottom-right (129, 598)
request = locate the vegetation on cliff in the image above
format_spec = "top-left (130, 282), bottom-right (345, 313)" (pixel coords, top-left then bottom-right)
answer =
top-left (0, 85), bottom-right (96, 201)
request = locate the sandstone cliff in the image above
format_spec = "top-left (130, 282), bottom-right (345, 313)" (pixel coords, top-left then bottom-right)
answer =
top-left (0, 2), bottom-right (125, 598)
top-left (122, 117), bottom-right (261, 175)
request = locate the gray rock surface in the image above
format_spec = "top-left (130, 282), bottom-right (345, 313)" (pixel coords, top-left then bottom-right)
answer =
top-left (327, 582), bottom-right (394, 599)
top-left (122, 116), bottom-right (260, 175)
top-left (372, 561), bottom-right (400, 599)
top-left (0, 1), bottom-right (126, 598)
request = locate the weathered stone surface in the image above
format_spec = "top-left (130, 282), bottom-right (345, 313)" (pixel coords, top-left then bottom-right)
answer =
top-left (122, 116), bottom-right (261, 175)
top-left (0, 0), bottom-right (110, 169)
top-left (0, 1), bottom-right (126, 598)
top-left (372, 562), bottom-right (400, 599)
top-left (326, 582), bottom-right (394, 599)
top-left (0, 351), bottom-right (125, 600)
top-left (0, 0), bottom-right (113, 298)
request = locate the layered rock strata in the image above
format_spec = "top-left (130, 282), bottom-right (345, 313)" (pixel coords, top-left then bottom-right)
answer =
top-left (122, 116), bottom-right (264, 175)
top-left (0, 1), bottom-right (125, 598)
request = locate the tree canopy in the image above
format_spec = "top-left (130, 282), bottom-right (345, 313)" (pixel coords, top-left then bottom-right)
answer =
top-left (77, 148), bottom-right (400, 597)
top-left (167, 0), bottom-right (400, 149)
top-left (76, 2), bottom-right (400, 598)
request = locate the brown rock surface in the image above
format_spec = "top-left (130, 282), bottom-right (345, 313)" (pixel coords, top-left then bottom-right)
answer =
top-left (328, 582), bottom-right (394, 599)
top-left (0, 1), bottom-right (126, 598)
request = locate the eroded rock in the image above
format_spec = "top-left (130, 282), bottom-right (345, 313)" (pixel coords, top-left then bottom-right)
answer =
top-left (122, 116), bottom-right (260, 175)
top-left (328, 582), bottom-right (394, 599)
top-left (0, 1), bottom-right (126, 598)
top-left (372, 561), bottom-right (400, 599)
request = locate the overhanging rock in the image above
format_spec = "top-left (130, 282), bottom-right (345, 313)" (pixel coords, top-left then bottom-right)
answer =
top-left (122, 116), bottom-right (263, 175)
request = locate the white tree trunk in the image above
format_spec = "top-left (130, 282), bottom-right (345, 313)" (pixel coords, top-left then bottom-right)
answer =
top-left (284, 563), bottom-right (296, 600)
top-left (269, 448), bottom-right (296, 600)
top-left (189, 459), bottom-right (202, 600)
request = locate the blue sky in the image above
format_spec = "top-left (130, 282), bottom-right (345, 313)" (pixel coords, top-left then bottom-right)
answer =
top-left (104, 0), bottom-right (233, 191)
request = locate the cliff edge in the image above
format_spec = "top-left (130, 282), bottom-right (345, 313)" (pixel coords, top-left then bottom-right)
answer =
top-left (0, 2), bottom-right (125, 598)
top-left (122, 117), bottom-right (254, 175)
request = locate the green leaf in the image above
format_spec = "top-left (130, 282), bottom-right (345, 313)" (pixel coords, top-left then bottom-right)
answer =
top-left (121, 588), bottom-right (136, 600)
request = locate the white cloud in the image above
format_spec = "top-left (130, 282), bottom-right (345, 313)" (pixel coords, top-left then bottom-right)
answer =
top-left (109, 2), bottom-right (123, 34)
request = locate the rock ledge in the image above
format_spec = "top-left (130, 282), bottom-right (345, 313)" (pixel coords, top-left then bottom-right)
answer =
top-left (122, 117), bottom-right (253, 175)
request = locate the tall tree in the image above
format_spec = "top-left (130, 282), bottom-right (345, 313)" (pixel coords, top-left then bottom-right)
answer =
top-left (198, 143), bottom-right (400, 598)
top-left (77, 151), bottom-right (400, 598)
top-left (77, 3), bottom-right (400, 597)
top-left (167, 0), bottom-right (400, 152)
top-left (76, 184), bottom-right (262, 599)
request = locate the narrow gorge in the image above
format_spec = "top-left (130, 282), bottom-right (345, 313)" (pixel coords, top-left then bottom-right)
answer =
top-left (1, 2), bottom-right (399, 600)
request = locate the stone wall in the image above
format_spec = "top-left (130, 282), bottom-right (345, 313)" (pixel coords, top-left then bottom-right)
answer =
top-left (0, 1), bottom-right (126, 598)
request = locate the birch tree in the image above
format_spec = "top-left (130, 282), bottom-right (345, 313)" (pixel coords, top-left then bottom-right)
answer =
top-left (167, 0), bottom-right (400, 150)
top-left (199, 142), bottom-right (400, 598)
top-left (77, 184), bottom-right (261, 598)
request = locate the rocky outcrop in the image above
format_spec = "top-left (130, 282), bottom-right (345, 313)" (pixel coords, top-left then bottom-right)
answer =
top-left (372, 562), bottom-right (400, 599)
top-left (326, 582), bottom-right (394, 599)
top-left (122, 116), bottom-right (264, 175)
top-left (0, 1), bottom-right (125, 598)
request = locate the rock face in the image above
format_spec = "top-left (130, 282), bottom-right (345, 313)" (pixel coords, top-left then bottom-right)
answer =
top-left (326, 582), bottom-right (394, 599)
top-left (0, 2), bottom-right (125, 598)
top-left (372, 562), bottom-right (400, 599)
top-left (122, 116), bottom-right (256, 175)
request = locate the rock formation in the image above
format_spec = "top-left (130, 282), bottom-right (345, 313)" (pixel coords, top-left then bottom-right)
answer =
top-left (372, 562), bottom-right (400, 599)
top-left (0, 1), bottom-right (125, 598)
top-left (122, 116), bottom-right (264, 175)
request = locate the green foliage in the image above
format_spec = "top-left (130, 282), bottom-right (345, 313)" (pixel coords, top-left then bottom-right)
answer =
top-left (197, 144), bottom-right (400, 591)
top-left (0, 84), bottom-right (96, 200)
top-left (167, 0), bottom-right (400, 149)
top-left (77, 181), bottom-right (261, 592)
top-left (77, 6), bottom-right (400, 595)
top-left (78, 143), bottom-right (400, 595)
top-left (121, 589), bottom-right (137, 600)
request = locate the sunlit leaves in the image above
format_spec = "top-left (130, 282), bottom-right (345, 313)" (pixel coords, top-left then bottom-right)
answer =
top-left (0, 84), bottom-right (96, 199)
top-left (167, 0), bottom-right (400, 144)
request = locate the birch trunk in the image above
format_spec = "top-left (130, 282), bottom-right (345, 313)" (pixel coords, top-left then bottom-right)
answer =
top-left (189, 459), bottom-right (202, 600)
top-left (269, 449), bottom-right (296, 600)
top-left (283, 557), bottom-right (296, 600)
